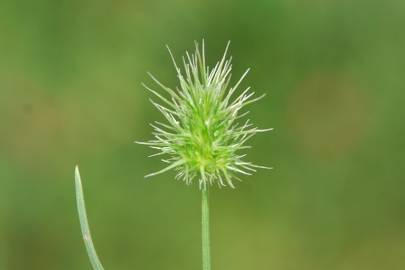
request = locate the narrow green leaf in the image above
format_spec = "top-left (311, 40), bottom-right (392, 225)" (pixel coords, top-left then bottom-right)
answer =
top-left (74, 166), bottom-right (105, 270)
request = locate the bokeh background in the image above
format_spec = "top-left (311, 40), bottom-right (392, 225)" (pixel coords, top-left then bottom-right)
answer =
top-left (1, 0), bottom-right (404, 269)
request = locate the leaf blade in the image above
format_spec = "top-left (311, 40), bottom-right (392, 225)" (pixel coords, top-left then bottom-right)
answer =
top-left (75, 166), bottom-right (105, 270)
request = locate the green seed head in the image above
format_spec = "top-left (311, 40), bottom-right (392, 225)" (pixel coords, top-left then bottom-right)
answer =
top-left (137, 41), bottom-right (271, 190)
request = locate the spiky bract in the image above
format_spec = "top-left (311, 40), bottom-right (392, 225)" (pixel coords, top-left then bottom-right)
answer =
top-left (137, 41), bottom-right (271, 190)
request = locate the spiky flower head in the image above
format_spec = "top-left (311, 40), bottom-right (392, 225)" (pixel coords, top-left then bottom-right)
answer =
top-left (137, 41), bottom-right (272, 190)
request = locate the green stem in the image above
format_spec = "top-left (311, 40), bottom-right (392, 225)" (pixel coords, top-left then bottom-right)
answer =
top-left (202, 188), bottom-right (211, 270)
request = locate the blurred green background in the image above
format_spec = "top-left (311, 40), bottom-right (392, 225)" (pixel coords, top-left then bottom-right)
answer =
top-left (1, 0), bottom-right (404, 269)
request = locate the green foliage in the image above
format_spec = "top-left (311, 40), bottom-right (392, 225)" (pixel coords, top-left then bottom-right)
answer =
top-left (75, 166), bottom-right (105, 270)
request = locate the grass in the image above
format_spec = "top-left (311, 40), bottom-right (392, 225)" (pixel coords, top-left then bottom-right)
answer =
top-left (74, 41), bottom-right (270, 270)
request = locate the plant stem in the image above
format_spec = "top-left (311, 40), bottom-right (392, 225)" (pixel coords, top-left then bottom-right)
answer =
top-left (202, 188), bottom-right (211, 270)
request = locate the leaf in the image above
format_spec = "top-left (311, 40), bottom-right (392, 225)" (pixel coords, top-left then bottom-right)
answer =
top-left (75, 166), bottom-right (105, 270)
